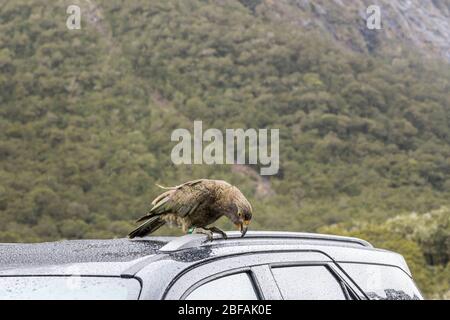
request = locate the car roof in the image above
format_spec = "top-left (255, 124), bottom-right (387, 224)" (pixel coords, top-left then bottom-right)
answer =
top-left (0, 231), bottom-right (369, 267)
top-left (0, 237), bottom-right (172, 266)
top-left (0, 231), bottom-right (410, 277)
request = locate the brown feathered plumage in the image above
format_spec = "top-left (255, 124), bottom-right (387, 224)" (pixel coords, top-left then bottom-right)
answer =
top-left (128, 179), bottom-right (252, 239)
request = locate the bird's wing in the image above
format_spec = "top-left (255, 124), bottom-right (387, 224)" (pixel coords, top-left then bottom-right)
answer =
top-left (136, 180), bottom-right (209, 222)
top-left (150, 179), bottom-right (205, 207)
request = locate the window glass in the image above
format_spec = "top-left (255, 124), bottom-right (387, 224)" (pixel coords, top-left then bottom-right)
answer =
top-left (341, 263), bottom-right (423, 300)
top-left (0, 276), bottom-right (141, 300)
top-left (186, 272), bottom-right (258, 300)
top-left (271, 265), bottom-right (346, 300)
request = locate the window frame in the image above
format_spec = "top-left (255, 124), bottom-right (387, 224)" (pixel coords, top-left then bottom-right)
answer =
top-left (163, 250), bottom-right (365, 300)
top-left (269, 262), bottom-right (357, 300)
top-left (183, 269), bottom-right (261, 300)
top-left (336, 262), bottom-right (423, 300)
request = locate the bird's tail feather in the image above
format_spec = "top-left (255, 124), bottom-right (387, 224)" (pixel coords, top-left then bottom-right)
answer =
top-left (128, 216), bottom-right (166, 239)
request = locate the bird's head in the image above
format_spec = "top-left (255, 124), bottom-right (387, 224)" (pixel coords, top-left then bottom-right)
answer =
top-left (237, 205), bottom-right (252, 237)
top-left (226, 186), bottom-right (253, 237)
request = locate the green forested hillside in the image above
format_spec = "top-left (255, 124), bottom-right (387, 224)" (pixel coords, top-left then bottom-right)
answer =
top-left (0, 0), bottom-right (449, 297)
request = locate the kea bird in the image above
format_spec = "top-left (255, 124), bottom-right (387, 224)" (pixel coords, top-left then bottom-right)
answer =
top-left (128, 179), bottom-right (252, 240)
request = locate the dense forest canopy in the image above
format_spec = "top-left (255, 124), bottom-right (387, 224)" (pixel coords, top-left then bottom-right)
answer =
top-left (0, 0), bottom-right (449, 297)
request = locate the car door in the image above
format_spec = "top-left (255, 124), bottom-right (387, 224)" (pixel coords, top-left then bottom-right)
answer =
top-left (163, 250), bottom-right (363, 300)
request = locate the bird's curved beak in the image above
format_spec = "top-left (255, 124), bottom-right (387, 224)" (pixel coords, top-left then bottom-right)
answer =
top-left (240, 220), bottom-right (250, 237)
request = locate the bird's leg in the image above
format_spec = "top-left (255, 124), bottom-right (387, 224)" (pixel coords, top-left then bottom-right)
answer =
top-left (206, 226), bottom-right (228, 240)
top-left (192, 227), bottom-right (214, 241)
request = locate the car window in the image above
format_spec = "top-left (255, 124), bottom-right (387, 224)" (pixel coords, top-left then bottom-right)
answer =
top-left (271, 265), bottom-right (346, 300)
top-left (340, 263), bottom-right (423, 300)
top-left (0, 276), bottom-right (141, 300)
top-left (185, 272), bottom-right (259, 300)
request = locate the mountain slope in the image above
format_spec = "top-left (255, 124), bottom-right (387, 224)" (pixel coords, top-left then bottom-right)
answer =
top-left (249, 0), bottom-right (450, 61)
top-left (0, 0), bottom-right (449, 236)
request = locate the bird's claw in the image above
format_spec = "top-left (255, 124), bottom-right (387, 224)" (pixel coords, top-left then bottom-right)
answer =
top-left (192, 226), bottom-right (228, 241)
top-left (192, 227), bottom-right (214, 241)
top-left (208, 226), bottom-right (228, 240)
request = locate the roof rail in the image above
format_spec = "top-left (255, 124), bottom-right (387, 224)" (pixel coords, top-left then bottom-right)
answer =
top-left (158, 231), bottom-right (373, 252)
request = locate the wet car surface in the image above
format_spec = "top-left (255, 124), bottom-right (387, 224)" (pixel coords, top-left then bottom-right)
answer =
top-left (0, 231), bottom-right (424, 300)
top-left (0, 238), bottom-right (170, 266)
